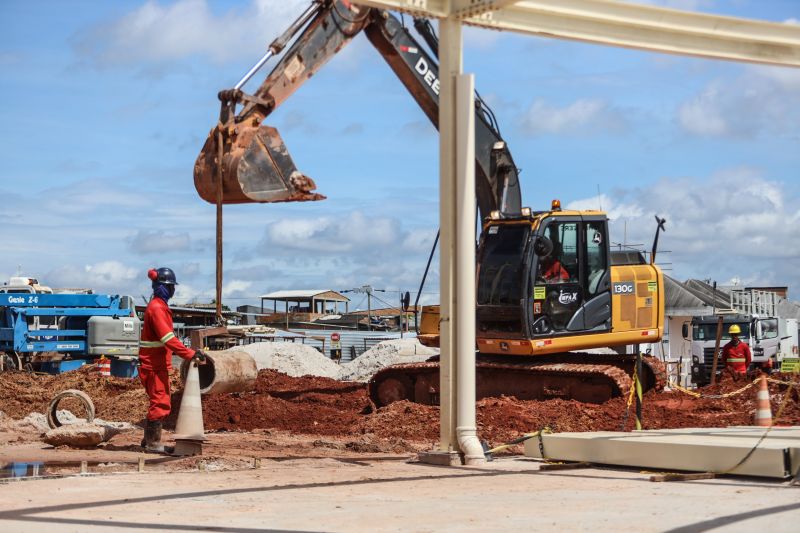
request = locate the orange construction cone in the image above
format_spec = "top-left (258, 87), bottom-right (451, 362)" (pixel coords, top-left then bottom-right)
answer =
top-left (754, 374), bottom-right (772, 427)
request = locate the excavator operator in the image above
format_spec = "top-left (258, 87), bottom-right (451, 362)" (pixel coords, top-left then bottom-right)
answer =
top-left (722, 324), bottom-right (751, 379)
top-left (139, 267), bottom-right (207, 454)
top-left (539, 255), bottom-right (570, 283)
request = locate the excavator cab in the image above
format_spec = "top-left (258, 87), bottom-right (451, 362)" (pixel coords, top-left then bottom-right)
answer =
top-left (474, 211), bottom-right (613, 353)
top-left (526, 215), bottom-right (612, 336)
top-left (421, 205), bottom-right (663, 358)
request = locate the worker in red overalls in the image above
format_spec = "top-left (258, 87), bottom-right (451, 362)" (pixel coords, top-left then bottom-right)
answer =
top-left (722, 324), bottom-right (751, 379)
top-left (539, 256), bottom-right (570, 283)
top-left (139, 267), bottom-right (206, 453)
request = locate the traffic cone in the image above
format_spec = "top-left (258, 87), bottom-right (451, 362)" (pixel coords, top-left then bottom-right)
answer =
top-left (754, 374), bottom-right (772, 427)
top-left (173, 360), bottom-right (205, 456)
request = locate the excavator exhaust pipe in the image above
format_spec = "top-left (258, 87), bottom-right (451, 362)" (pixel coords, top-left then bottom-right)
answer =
top-left (194, 121), bottom-right (325, 205)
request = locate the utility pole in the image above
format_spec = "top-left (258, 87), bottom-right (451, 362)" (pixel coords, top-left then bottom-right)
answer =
top-left (341, 285), bottom-right (385, 331)
top-left (366, 285), bottom-right (372, 332)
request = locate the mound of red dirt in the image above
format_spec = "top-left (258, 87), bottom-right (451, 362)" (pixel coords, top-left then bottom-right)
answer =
top-left (2, 367), bottom-right (798, 451)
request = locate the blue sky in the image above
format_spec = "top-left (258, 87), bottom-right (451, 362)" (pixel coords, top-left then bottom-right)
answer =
top-left (1, 0), bottom-right (798, 309)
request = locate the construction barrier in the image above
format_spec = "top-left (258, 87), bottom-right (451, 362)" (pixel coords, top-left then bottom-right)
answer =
top-left (96, 356), bottom-right (111, 377)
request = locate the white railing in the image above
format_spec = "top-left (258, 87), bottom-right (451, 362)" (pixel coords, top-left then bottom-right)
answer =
top-left (730, 289), bottom-right (777, 317)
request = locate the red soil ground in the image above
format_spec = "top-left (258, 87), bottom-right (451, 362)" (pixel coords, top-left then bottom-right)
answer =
top-left (2, 366), bottom-right (799, 452)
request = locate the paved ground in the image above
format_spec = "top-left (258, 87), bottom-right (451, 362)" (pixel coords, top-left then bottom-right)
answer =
top-left (1, 456), bottom-right (799, 532)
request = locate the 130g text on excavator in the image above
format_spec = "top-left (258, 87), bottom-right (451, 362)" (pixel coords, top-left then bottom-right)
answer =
top-left (194, 0), bottom-right (667, 407)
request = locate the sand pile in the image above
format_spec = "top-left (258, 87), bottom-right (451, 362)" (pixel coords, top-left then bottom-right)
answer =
top-left (237, 342), bottom-right (342, 379)
top-left (340, 338), bottom-right (437, 382)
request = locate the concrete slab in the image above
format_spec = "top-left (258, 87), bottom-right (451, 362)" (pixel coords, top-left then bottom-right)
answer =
top-left (2, 457), bottom-right (800, 532)
top-left (524, 427), bottom-right (800, 478)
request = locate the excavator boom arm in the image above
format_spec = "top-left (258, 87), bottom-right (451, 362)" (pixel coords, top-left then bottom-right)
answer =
top-left (194, 0), bottom-right (521, 218)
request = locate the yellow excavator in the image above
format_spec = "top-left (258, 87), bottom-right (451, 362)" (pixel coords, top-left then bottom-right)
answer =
top-left (194, 0), bottom-right (666, 406)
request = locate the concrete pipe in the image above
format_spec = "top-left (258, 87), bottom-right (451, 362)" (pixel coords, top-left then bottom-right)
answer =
top-left (180, 350), bottom-right (257, 395)
top-left (47, 389), bottom-right (96, 429)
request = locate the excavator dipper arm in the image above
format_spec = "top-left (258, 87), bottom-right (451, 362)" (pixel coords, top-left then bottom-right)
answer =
top-left (194, 1), bottom-right (371, 204)
top-left (194, 0), bottom-right (521, 219)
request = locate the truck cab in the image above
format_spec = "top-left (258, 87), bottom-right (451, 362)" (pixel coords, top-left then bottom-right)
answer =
top-left (686, 314), bottom-right (781, 385)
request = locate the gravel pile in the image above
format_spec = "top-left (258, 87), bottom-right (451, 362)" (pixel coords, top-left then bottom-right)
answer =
top-left (234, 338), bottom-right (437, 382)
top-left (237, 342), bottom-right (342, 379)
top-left (339, 338), bottom-right (437, 382)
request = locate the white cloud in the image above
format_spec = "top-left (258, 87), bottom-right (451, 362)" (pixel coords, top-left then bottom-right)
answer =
top-left (73, 0), bottom-right (309, 66)
top-left (464, 26), bottom-right (502, 50)
top-left (46, 261), bottom-right (141, 294)
top-left (568, 168), bottom-right (800, 292)
top-left (263, 211), bottom-right (401, 253)
top-left (127, 230), bottom-right (191, 254)
top-left (222, 279), bottom-right (253, 297)
top-left (677, 84), bottom-right (731, 136)
top-left (520, 98), bottom-right (627, 136)
top-left (174, 282), bottom-right (203, 303)
top-left (566, 194), bottom-right (643, 220)
top-left (39, 179), bottom-right (151, 215)
top-left (677, 69), bottom-right (800, 138)
top-left (750, 64), bottom-right (800, 91)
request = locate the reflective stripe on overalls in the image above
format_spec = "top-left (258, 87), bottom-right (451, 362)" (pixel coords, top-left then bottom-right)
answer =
top-left (140, 332), bottom-right (175, 348)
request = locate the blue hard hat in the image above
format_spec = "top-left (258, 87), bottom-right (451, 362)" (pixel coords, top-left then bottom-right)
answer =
top-left (149, 267), bottom-right (179, 285)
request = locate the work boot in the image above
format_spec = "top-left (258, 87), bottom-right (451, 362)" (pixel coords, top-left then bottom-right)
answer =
top-left (142, 419), bottom-right (174, 455)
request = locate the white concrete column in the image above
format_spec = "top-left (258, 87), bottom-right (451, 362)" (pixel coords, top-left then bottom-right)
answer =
top-left (437, 16), bottom-right (460, 453)
top-left (438, 18), bottom-right (484, 464)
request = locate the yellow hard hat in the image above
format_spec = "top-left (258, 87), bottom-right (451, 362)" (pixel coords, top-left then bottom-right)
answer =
top-left (729, 324), bottom-right (741, 334)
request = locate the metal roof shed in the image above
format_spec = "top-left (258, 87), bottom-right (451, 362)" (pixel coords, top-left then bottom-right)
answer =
top-left (260, 289), bottom-right (350, 315)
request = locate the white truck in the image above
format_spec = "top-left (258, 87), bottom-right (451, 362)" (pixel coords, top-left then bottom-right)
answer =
top-left (684, 314), bottom-right (796, 386)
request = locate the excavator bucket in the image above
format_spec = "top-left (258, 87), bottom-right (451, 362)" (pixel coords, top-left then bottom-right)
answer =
top-left (194, 121), bottom-right (325, 204)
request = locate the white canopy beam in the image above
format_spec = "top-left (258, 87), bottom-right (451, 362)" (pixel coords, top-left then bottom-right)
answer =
top-left (356, 0), bottom-right (800, 67)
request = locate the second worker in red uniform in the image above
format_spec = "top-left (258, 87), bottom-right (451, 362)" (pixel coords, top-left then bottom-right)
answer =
top-left (722, 324), bottom-right (751, 379)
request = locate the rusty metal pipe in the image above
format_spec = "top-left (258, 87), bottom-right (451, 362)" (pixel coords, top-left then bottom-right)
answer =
top-left (180, 350), bottom-right (258, 395)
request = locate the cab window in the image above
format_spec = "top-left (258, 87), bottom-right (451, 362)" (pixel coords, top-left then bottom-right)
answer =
top-left (537, 221), bottom-right (577, 284)
top-left (584, 222), bottom-right (607, 296)
top-left (760, 319), bottom-right (778, 339)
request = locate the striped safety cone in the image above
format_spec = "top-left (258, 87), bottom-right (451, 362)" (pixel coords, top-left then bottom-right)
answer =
top-left (173, 360), bottom-right (205, 456)
top-left (96, 356), bottom-right (111, 377)
top-left (754, 374), bottom-right (772, 427)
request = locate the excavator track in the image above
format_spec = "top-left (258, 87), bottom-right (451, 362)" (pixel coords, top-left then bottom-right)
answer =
top-left (368, 353), bottom-right (666, 408)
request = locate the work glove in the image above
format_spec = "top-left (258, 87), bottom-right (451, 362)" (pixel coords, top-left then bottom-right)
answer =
top-left (192, 349), bottom-right (208, 365)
